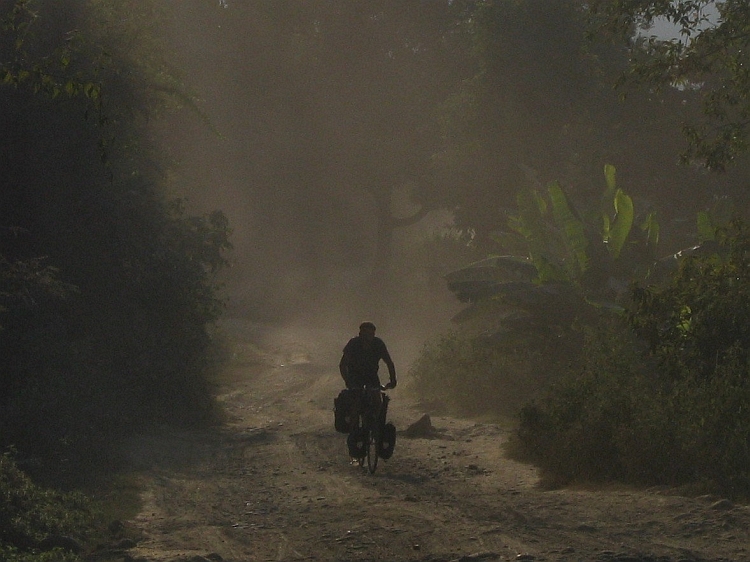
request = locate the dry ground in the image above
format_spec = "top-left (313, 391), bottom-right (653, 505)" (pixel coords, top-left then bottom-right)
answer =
top-left (121, 321), bottom-right (750, 562)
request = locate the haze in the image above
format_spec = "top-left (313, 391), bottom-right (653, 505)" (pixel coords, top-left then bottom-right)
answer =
top-left (158, 2), bottom-right (465, 365)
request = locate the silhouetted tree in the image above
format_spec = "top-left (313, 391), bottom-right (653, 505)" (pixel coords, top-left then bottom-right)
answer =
top-left (0, 0), bottom-right (231, 468)
top-left (590, 0), bottom-right (750, 171)
top-left (435, 0), bottom-right (748, 252)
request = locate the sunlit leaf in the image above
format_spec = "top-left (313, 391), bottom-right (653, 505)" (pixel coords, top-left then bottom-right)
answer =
top-left (603, 163), bottom-right (617, 200)
top-left (548, 182), bottom-right (588, 277)
top-left (608, 188), bottom-right (634, 259)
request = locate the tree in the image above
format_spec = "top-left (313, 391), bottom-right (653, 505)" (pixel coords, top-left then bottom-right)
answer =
top-left (589, 0), bottom-right (750, 170)
top-left (302, 2), bottom-right (467, 283)
top-left (164, 1), bottom-right (476, 313)
top-left (0, 0), bottom-right (232, 466)
top-left (435, 0), bottom-right (743, 252)
top-left (444, 165), bottom-right (655, 340)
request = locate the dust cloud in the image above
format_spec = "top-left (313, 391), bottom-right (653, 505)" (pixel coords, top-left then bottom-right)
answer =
top-left (158, 2), bottom-right (464, 368)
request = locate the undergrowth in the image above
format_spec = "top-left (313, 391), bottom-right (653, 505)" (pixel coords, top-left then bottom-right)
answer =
top-left (509, 222), bottom-right (750, 498)
top-left (408, 330), bottom-right (551, 420)
top-left (0, 452), bottom-right (100, 561)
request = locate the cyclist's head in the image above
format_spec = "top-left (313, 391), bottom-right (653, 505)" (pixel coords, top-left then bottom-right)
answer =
top-left (359, 321), bottom-right (376, 339)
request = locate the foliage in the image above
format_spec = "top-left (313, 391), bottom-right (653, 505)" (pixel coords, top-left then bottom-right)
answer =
top-left (408, 320), bottom-right (571, 420)
top-left (446, 165), bottom-right (654, 323)
top-left (589, 0), bottom-right (750, 170)
top-left (0, 253), bottom-right (76, 329)
top-left (512, 221), bottom-right (750, 497)
top-left (434, 0), bottom-right (709, 247)
top-left (413, 166), bottom-right (659, 416)
top-left (0, 452), bottom-right (94, 561)
top-left (630, 220), bottom-right (750, 380)
top-left (0, 0), bottom-right (232, 474)
top-left (509, 318), bottom-right (665, 487)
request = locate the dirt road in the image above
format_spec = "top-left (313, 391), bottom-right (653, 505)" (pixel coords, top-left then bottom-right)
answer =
top-left (123, 322), bottom-right (750, 562)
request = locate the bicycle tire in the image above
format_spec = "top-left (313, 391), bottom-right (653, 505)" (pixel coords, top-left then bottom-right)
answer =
top-left (354, 413), bottom-right (366, 467)
top-left (366, 424), bottom-right (379, 473)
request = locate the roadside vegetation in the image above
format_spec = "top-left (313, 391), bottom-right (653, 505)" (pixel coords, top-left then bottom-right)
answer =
top-left (0, 452), bottom-right (95, 562)
top-left (511, 222), bottom-right (750, 496)
top-left (0, 1), bottom-right (230, 558)
top-left (409, 0), bottom-right (750, 498)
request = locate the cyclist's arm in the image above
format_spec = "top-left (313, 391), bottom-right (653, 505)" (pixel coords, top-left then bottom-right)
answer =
top-left (339, 351), bottom-right (352, 386)
top-left (381, 347), bottom-right (397, 388)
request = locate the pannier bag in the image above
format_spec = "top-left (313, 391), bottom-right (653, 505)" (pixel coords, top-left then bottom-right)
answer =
top-left (334, 389), bottom-right (357, 433)
top-left (378, 422), bottom-right (396, 459)
top-left (347, 427), bottom-right (368, 458)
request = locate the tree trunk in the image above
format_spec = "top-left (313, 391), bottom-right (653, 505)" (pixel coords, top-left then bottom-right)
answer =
top-left (368, 186), bottom-right (431, 291)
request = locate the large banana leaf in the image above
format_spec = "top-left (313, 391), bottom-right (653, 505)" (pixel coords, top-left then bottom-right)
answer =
top-left (450, 281), bottom-right (584, 329)
top-left (548, 182), bottom-right (589, 278)
top-left (606, 188), bottom-right (634, 259)
top-left (641, 211), bottom-right (660, 257)
top-left (444, 255), bottom-right (537, 302)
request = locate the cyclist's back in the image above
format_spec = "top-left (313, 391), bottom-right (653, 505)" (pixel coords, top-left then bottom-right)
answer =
top-left (339, 321), bottom-right (397, 391)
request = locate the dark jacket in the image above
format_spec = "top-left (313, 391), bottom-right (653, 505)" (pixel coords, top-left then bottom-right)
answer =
top-left (340, 335), bottom-right (394, 388)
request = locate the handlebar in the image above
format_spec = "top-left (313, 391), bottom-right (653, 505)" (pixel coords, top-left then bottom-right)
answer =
top-left (349, 382), bottom-right (397, 392)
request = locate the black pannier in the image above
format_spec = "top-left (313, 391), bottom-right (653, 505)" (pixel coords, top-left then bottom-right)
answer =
top-left (378, 422), bottom-right (396, 459)
top-left (334, 388), bottom-right (357, 433)
top-left (347, 427), bottom-right (367, 458)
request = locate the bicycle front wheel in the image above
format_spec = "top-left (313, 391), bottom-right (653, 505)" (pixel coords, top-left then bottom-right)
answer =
top-left (366, 427), bottom-right (379, 474)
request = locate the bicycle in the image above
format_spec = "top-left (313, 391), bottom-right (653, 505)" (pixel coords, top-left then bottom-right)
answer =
top-left (347, 386), bottom-right (392, 474)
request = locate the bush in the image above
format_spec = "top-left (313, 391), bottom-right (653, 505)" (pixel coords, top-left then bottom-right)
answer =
top-left (0, 1), bottom-right (232, 472)
top-left (510, 319), bottom-right (678, 486)
top-left (0, 452), bottom-right (95, 561)
top-left (409, 328), bottom-right (556, 419)
top-left (512, 221), bottom-right (750, 497)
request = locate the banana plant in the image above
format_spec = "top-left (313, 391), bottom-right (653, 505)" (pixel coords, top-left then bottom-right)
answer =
top-left (444, 165), bottom-right (659, 335)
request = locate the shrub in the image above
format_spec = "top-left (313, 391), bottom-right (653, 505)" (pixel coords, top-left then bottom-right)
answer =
top-left (0, 0), bottom-right (232, 472)
top-left (512, 221), bottom-right (750, 497)
top-left (510, 318), bottom-right (667, 486)
top-left (0, 452), bottom-right (95, 561)
top-left (408, 325), bottom-right (563, 419)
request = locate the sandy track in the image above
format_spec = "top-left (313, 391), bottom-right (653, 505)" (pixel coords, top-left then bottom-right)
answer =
top-left (124, 323), bottom-right (750, 562)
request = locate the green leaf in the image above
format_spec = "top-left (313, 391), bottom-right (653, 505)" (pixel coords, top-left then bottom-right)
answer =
top-left (640, 211), bottom-right (660, 255)
top-left (511, 188), bottom-right (551, 278)
top-left (608, 189), bottom-right (634, 259)
top-left (603, 163), bottom-right (617, 200)
top-left (534, 254), bottom-right (569, 284)
top-left (548, 181), bottom-right (588, 277)
top-left (444, 255), bottom-right (539, 301)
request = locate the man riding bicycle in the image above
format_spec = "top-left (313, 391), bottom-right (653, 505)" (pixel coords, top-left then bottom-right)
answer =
top-left (339, 322), bottom-right (397, 460)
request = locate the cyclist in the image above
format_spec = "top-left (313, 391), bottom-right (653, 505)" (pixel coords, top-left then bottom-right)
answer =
top-left (339, 322), bottom-right (397, 460)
